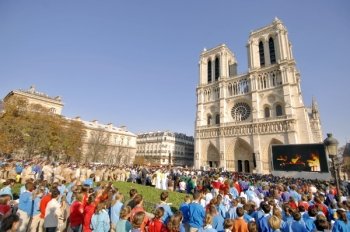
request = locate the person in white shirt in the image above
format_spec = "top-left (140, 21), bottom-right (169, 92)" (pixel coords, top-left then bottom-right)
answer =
top-left (44, 188), bottom-right (62, 232)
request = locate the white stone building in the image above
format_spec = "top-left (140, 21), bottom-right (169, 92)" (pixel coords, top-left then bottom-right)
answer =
top-left (195, 18), bottom-right (322, 173)
top-left (2, 86), bottom-right (137, 164)
top-left (4, 86), bottom-right (64, 114)
top-left (72, 117), bottom-right (137, 165)
top-left (136, 131), bottom-right (194, 166)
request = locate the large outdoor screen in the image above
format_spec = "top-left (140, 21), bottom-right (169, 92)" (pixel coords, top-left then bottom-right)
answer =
top-left (272, 144), bottom-right (329, 173)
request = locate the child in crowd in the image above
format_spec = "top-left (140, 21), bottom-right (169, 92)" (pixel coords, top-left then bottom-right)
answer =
top-left (167, 211), bottom-right (185, 232)
top-left (148, 207), bottom-right (167, 232)
top-left (202, 214), bottom-right (217, 232)
top-left (90, 201), bottom-right (110, 232)
top-left (179, 194), bottom-right (191, 231)
top-left (131, 211), bottom-right (146, 232)
top-left (116, 206), bottom-right (132, 232)
top-left (223, 219), bottom-right (234, 232)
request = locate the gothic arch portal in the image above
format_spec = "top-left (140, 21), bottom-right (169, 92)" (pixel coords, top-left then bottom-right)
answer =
top-left (265, 138), bottom-right (283, 172)
top-left (234, 138), bottom-right (254, 173)
top-left (207, 143), bottom-right (220, 168)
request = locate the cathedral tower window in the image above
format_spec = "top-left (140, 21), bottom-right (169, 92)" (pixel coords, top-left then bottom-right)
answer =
top-left (207, 115), bottom-right (212, 126)
top-left (276, 104), bottom-right (283, 116)
top-left (269, 37), bottom-right (276, 64)
top-left (259, 41), bottom-right (265, 66)
top-left (264, 107), bottom-right (271, 118)
top-left (207, 60), bottom-right (212, 83)
top-left (215, 57), bottom-right (220, 80)
top-left (215, 114), bottom-right (220, 125)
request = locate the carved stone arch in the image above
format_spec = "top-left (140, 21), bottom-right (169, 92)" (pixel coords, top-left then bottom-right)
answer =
top-left (263, 138), bottom-right (284, 172)
top-left (207, 142), bottom-right (220, 168)
top-left (258, 36), bottom-right (266, 43)
top-left (234, 137), bottom-right (254, 173)
top-left (267, 32), bottom-right (277, 40)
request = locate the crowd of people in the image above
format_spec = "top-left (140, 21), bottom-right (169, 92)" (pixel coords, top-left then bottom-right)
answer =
top-left (0, 158), bottom-right (350, 232)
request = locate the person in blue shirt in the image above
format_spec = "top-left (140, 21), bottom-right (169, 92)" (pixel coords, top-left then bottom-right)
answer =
top-left (29, 187), bottom-right (45, 232)
top-left (303, 207), bottom-right (317, 232)
top-left (110, 193), bottom-right (124, 229)
top-left (91, 202), bottom-right (110, 232)
top-left (19, 178), bottom-right (35, 197)
top-left (0, 179), bottom-right (14, 199)
top-left (208, 205), bottom-right (224, 232)
top-left (58, 180), bottom-right (67, 196)
top-left (290, 211), bottom-right (307, 232)
top-left (179, 194), bottom-right (191, 231)
top-left (17, 182), bottom-right (35, 232)
top-left (216, 195), bottom-right (226, 219)
top-left (257, 202), bottom-right (272, 232)
top-left (189, 192), bottom-right (205, 231)
top-left (226, 199), bottom-right (239, 219)
top-left (84, 174), bottom-right (95, 188)
top-left (201, 214), bottom-right (217, 232)
top-left (332, 208), bottom-right (350, 232)
top-left (156, 191), bottom-right (173, 224)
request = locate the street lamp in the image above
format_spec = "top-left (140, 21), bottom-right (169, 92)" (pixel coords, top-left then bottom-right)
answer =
top-left (323, 133), bottom-right (341, 196)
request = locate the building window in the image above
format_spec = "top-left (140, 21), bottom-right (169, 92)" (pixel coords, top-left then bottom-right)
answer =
top-left (215, 114), bottom-right (220, 125)
top-left (269, 37), bottom-right (276, 64)
top-left (276, 104), bottom-right (283, 116)
top-left (264, 107), bottom-right (270, 118)
top-left (207, 115), bottom-right (212, 126)
top-left (49, 108), bottom-right (56, 113)
top-left (259, 41), bottom-right (265, 66)
top-left (215, 57), bottom-right (220, 80)
top-left (207, 60), bottom-right (212, 83)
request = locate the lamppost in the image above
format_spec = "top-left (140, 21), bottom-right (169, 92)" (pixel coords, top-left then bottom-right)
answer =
top-left (323, 133), bottom-right (341, 196)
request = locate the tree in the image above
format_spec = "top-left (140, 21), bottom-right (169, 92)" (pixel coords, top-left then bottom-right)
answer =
top-left (0, 96), bottom-right (85, 161)
top-left (86, 129), bottom-right (110, 162)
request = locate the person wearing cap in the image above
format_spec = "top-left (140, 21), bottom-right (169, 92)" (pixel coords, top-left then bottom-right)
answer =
top-left (0, 179), bottom-right (14, 200)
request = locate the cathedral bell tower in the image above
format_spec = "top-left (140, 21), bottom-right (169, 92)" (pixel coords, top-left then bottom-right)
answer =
top-left (194, 18), bottom-right (322, 173)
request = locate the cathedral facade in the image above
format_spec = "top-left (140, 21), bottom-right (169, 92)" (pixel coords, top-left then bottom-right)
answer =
top-left (194, 18), bottom-right (322, 173)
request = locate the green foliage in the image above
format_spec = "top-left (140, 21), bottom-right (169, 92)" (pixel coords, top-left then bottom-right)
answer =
top-left (0, 96), bottom-right (85, 161)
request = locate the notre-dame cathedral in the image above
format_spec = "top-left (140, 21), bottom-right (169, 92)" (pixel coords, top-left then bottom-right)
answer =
top-left (194, 18), bottom-right (322, 173)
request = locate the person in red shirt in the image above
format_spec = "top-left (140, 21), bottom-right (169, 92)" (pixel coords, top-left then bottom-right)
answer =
top-left (211, 177), bottom-right (222, 197)
top-left (69, 193), bottom-right (84, 232)
top-left (0, 197), bottom-right (11, 218)
top-left (130, 194), bottom-right (149, 232)
top-left (148, 207), bottom-right (167, 232)
top-left (288, 197), bottom-right (298, 210)
top-left (39, 190), bottom-right (52, 219)
top-left (83, 194), bottom-right (96, 232)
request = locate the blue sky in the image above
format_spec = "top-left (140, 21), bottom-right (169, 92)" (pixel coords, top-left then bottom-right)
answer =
top-left (0, 1), bottom-right (349, 145)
